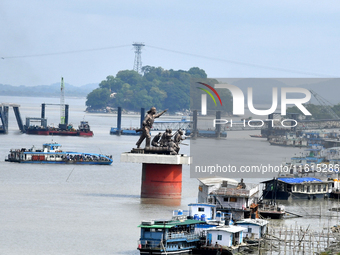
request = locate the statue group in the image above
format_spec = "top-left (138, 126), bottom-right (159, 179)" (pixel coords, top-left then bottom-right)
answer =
top-left (133, 107), bottom-right (186, 155)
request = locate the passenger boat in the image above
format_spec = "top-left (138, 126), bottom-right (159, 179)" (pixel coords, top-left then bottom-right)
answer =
top-left (5, 141), bottom-right (112, 165)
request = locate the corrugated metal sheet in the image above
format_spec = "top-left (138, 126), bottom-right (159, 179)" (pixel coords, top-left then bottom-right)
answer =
top-left (278, 177), bottom-right (323, 184)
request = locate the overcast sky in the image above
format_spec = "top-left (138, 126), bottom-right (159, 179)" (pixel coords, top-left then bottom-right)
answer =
top-left (1, 0), bottom-right (340, 87)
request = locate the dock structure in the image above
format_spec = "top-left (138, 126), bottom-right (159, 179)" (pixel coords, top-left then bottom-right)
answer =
top-left (121, 153), bottom-right (191, 199)
top-left (151, 117), bottom-right (192, 131)
top-left (0, 103), bottom-right (25, 134)
top-left (110, 107), bottom-right (144, 136)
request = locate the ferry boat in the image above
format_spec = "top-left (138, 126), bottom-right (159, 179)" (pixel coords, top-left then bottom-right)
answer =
top-left (5, 142), bottom-right (112, 165)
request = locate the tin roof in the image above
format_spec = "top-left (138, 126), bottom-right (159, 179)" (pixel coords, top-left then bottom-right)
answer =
top-left (198, 177), bottom-right (238, 186)
top-left (278, 177), bottom-right (324, 184)
top-left (138, 219), bottom-right (203, 228)
top-left (207, 225), bottom-right (246, 233)
top-left (236, 218), bottom-right (268, 226)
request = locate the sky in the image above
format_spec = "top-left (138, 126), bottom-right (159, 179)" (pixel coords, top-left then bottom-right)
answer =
top-left (1, 0), bottom-right (340, 87)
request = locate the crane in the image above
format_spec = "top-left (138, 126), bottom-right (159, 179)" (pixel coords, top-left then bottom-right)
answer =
top-left (309, 89), bottom-right (340, 119)
top-left (60, 77), bottom-right (65, 124)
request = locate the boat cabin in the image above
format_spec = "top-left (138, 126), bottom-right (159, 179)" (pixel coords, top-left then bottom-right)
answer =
top-left (205, 225), bottom-right (245, 247)
top-left (43, 142), bottom-right (62, 152)
top-left (262, 177), bottom-right (332, 200)
top-left (138, 217), bottom-right (204, 254)
top-left (236, 218), bottom-right (268, 239)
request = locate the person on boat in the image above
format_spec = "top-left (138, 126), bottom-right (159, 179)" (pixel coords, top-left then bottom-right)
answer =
top-left (136, 107), bottom-right (167, 148)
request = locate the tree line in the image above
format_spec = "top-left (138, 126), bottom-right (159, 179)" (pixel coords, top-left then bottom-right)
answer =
top-left (86, 66), bottom-right (232, 114)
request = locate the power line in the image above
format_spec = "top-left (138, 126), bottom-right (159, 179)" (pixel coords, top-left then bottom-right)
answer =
top-left (146, 45), bottom-right (337, 78)
top-left (1, 43), bottom-right (338, 78)
top-left (1, 45), bottom-right (131, 59)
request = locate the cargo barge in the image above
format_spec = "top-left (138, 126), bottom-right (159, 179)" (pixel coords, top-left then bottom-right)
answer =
top-left (25, 121), bottom-right (93, 137)
top-left (5, 141), bottom-right (112, 165)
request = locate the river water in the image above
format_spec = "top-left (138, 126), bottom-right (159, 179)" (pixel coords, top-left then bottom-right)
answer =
top-left (1, 96), bottom-right (340, 255)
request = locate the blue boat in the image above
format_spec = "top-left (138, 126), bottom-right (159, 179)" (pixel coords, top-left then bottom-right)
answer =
top-left (262, 177), bottom-right (332, 200)
top-left (5, 142), bottom-right (113, 165)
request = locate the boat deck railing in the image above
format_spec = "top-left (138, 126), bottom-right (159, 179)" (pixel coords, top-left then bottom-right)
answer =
top-left (138, 240), bottom-right (162, 250)
top-left (166, 232), bottom-right (199, 240)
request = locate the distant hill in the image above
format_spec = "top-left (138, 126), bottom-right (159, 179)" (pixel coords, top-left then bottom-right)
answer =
top-left (0, 83), bottom-right (99, 97)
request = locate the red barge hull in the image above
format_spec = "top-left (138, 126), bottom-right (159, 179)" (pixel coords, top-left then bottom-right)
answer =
top-left (26, 129), bottom-right (93, 137)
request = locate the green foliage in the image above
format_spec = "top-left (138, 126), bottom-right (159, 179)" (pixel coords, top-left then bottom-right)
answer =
top-left (85, 66), bottom-right (232, 113)
top-left (86, 88), bottom-right (111, 109)
top-left (287, 103), bottom-right (340, 120)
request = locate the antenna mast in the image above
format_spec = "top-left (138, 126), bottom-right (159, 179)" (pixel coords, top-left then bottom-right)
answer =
top-left (132, 42), bottom-right (145, 74)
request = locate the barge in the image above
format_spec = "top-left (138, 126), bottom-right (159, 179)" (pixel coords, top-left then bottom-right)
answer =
top-left (5, 141), bottom-right (112, 165)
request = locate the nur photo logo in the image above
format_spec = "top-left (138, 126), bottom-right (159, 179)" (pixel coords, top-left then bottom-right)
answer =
top-left (196, 82), bottom-right (223, 115)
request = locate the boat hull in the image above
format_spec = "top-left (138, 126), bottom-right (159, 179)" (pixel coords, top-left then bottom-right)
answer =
top-left (7, 159), bottom-right (112, 165)
top-left (258, 211), bottom-right (285, 219)
top-left (26, 129), bottom-right (94, 137)
top-left (139, 249), bottom-right (191, 255)
top-left (263, 190), bottom-right (328, 200)
top-left (192, 247), bottom-right (233, 255)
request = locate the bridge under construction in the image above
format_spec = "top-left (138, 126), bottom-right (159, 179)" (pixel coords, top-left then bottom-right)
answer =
top-left (0, 103), bottom-right (25, 134)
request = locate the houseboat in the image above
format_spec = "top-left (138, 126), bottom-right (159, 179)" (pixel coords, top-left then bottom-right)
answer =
top-left (235, 218), bottom-right (268, 241)
top-left (137, 216), bottom-right (205, 255)
top-left (192, 225), bottom-right (246, 255)
top-left (198, 178), bottom-right (285, 219)
top-left (5, 141), bottom-right (112, 165)
top-left (269, 132), bottom-right (308, 147)
top-left (262, 177), bottom-right (332, 200)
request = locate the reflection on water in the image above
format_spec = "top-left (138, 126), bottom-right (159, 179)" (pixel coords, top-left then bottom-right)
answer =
top-left (140, 198), bottom-right (182, 207)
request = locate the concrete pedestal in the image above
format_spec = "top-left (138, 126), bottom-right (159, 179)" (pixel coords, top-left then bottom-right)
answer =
top-left (121, 153), bottom-right (191, 199)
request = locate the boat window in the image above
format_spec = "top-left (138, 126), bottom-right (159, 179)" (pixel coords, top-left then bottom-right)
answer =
top-left (323, 185), bottom-right (326, 191)
top-left (217, 235), bottom-right (222, 240)
top-left (302, 186), bottom-right (305, 192)
top-left (307, 186), bottom-right (310, 192)
top-left (248, 227), bottom-right (252, 233)
top-left (230, 197), bottom-right (237, 202)
top-left (312, 185), bottom-right (316, 192)
top-left (318, 185), bottom-right (321, 192)
top-left (223, 197), bottom-right (228, 202)
top-left (198, 207), bottom-right (205, 212)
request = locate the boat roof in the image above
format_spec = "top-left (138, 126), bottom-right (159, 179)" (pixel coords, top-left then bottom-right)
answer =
top-left (188, 203), bottom-right (216, 208)
top-left (138, 219), bottom-right (203, 228)
top-left (278, 177), bottom-right (324, 184)
top-left (198, 177), bottom-right (238, 186)
top-left (261, 177), bottom-right (329, 184)
top-left (43, 143), bottom-right (61, 147)
top-left (236, 219), bottom-right (268, 226)
top-left (207, 225), bottom-right (246, 233)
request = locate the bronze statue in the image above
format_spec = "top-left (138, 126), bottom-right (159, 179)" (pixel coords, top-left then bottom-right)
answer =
top-left (151, 132), bottom-right (162, 147)
top-left (136, 107), bottom-right (167, 148)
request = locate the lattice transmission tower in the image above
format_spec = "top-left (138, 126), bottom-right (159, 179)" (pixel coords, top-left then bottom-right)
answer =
top-left (132, 42), bottom-right (145, 74)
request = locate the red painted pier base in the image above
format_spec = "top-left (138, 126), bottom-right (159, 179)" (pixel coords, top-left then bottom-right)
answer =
top-left (141, 163), bottom-right (182, 199)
